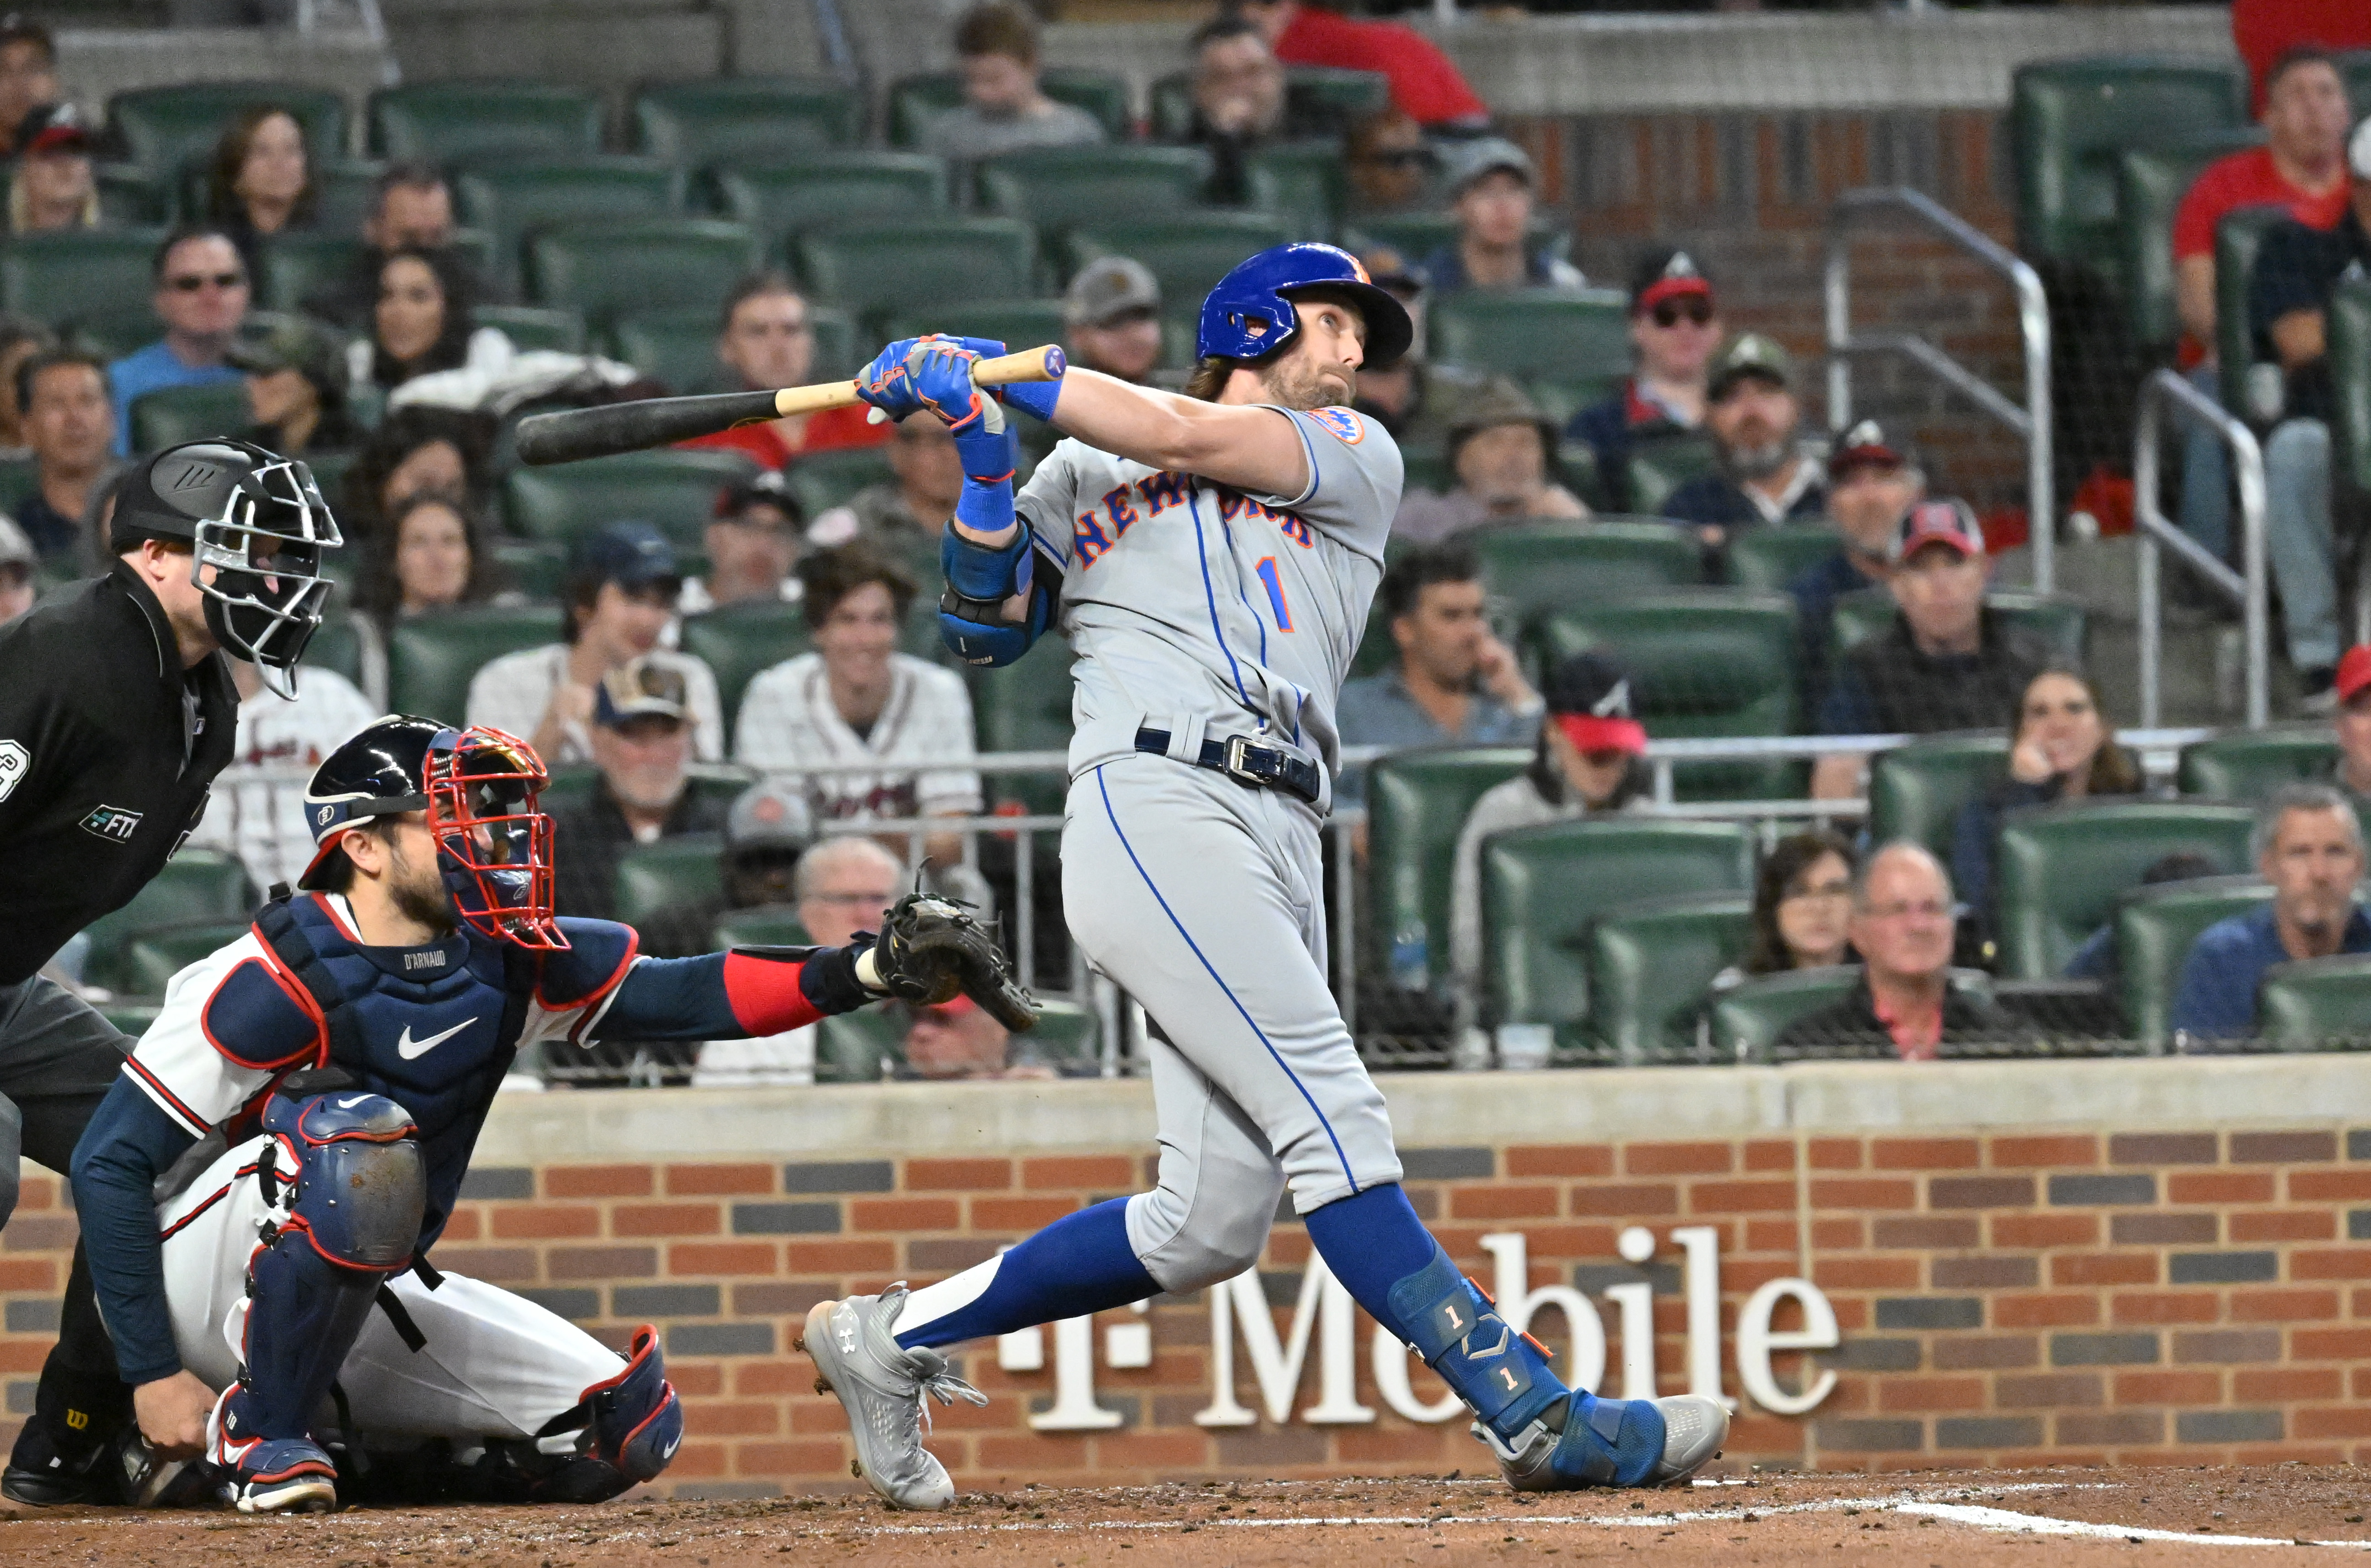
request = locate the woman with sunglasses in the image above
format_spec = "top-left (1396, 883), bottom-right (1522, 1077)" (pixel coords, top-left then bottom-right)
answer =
top-left (1565, 247), bottom-right (1723, 514)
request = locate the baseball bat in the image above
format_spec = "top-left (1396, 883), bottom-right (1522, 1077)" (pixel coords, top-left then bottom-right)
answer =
top-left (513, 344), bottom-right (1068, 467)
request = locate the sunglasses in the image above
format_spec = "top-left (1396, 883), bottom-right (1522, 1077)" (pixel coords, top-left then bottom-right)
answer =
top-left (167, 271), bottom-right (245, 292)
top-left (1648, 297), bottom-right (1714, 328)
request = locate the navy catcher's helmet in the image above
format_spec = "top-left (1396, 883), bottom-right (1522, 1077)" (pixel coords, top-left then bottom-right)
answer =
top-left (1196, 242), bottom-right (1413, 368)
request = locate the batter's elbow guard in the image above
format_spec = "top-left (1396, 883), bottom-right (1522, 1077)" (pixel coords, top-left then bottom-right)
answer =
top-left (939, 522), bottom-right (1050, 667)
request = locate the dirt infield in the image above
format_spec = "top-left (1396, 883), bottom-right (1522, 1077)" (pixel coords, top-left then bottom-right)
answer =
top-left (7, 1467), bottom-right (2371, 1564)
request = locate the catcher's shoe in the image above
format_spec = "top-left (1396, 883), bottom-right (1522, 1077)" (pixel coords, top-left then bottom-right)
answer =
top-left (210, 1390), bottom-right (338, 1513)
top-left (796, 1283), bottom-right (987, 1511)
top-left (1478, 1393), bottom-right (1728, 1492)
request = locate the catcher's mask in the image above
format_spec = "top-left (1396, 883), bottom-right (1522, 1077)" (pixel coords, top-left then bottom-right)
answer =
top-left (425, 725), bottom-right (568, 951)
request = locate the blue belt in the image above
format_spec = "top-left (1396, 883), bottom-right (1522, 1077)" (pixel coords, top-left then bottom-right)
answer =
top-left (1134, 727), bottom-right (1322, 806)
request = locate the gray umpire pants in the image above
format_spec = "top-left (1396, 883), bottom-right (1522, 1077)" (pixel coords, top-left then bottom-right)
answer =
top-left (0, 975), bottom-right (132, 1227)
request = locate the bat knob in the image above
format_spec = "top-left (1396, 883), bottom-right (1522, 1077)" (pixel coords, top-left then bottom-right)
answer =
top-left (1043, 346), bottom-right (1067, 378)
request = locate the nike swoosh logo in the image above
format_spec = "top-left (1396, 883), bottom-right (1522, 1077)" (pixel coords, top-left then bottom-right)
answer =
top-left (661, 1434), bottom-right (681, 1460)
top-left (397, 1017), bottom-right (479, 1060)
top-left (336, 1095), bottom-right (367, 1109)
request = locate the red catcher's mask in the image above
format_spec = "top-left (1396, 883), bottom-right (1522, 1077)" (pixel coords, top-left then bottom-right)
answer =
top-left (425, 725), bottom-right (568, 951)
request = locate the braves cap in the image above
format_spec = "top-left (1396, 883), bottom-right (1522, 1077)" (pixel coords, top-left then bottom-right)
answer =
top-left (1708, 332), bottom-right (1793, 399)
top-left (713, 465), bottom-right (801, 524)
top-left (725, 776), bottom-right (815, 851)
top-left (1828, 418), bottom-right (1916, 480)
top-left (18, 102), bottom-right (86, 156)
top-left (2338, 645), bottom-right (2371, 706)
top-left (1630, 247), bottom-right (1713, 314)
top-left (593, 656), bottom-right (688, 728)
top-left (1543, 651), bottom-right (1648, 757)
top-left (1064, 255), bottom-right (1161, 329)
top-left (574, 520), bottom-right (680, 593)
top-left (2352, 117), bottom-right (2371, 182)
top-left (1890, 497), bottom-right (1987, 563)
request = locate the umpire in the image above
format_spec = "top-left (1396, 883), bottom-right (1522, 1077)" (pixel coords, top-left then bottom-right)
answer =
top-left (0, 438), bottom-right (342, 1504)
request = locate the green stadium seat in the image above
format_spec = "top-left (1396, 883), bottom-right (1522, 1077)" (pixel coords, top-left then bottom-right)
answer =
top-left (95, 164), bottom-right (171, 226)
top-left (634, 77), bottom-right (865, 166)
top-left (1481, 819), bottom-right (1756, 1042)
top-left (486, 538), bottom-right (569, 600)
top-left (1430, 291), bottom-right (1630, 413)
top-left (527, 219), bottom-right (762, 330)
top-left (1246, 140), bottom-right (1346, 237)
top-left (1064, 212), bottom-right (1298, 301)
top-left (77, 851), bottom-right (257, 994)
top-left (1340, 212), bottom-right (1459, 263)
top-left (476, 304), bottom-right (587, 354)
top-left (794, 219), bottom-right (1037, 328)
top-left (505, 448), bottom-right (757, 546)
top-left (1627, 437), bottom-right (1718, 517)
top-left (613, 835), bottom-right (724, 929)
top-left (369, 82), bottom-right (603, 165)
top-left (880, 300), bottom-right (1069, 362)
top-left (109, 83), bottom-right (347, 176)
top-left (2114, 874), bottom-right (2270, 1049)
top-left (817, 1008), bottom-right (904, 1082)
top-left (1726, 523), bottom-right (1844, 592)
top-left (976, 145), bottom-right (1213, 236)
top-left (2214, 203), bottom-right (2292, 416)
top-left (308, 159), bottom-right (387, 235)
top-left (1994, 800), bottom-right (2257, 980)
top-left (2329, 274), bottom-right (2371, 496)
top-left (968, 647), bottom-right (1078, 814)
top-left (385, 604), bottom-right (563, 727)
top-left (1469, 521), bottom-right (1703, 630)
top-left (806, 304), bottom-right (860, 380)
top-left (129, 382), bottom-right (250, 454)
top-left (455, 158), bottom-right (685, 290)
top-left (713, 905), bottom-right (812, 949)
top-left (887, 69), bottom-right (1133, 149)
top-left (0, 456), bottom-right (38, 518)
top-left (609, 310), bottom-right (731, 395)
top-left (679, 602), bottom-right (811, 748)
top-left (0, 229), bottom-right (169, 341)
top-left (2257, 955), bottom-right (2371, 1048)
top-left (124, 922), bottom-right (252, 997)
top-left (781, 444), bottom-right (894, 517)
top-left (2008, 58), bottom-right (2246, 274)
top-left (1868, 733), bottom-right (2010, 861)
top-left (255, 232), bottom-right (367, 313)
top-left (2178, 726), bottom-right (2340, 798)
top-left (1283, 66), bottom-right (1392, 131)
top-left (1703, 965), bottom-right (1859, 1064)
top-left (1830, 587), bottom-right (2087, 670)
top-left (1365, 747), bottom-right (1531, 993)
top-left (303, 612), bottom-right (368, 694)
top-left (1027, 1000), bottom-right (1102, 1073)
top-left (2115, 130), bottom-right (2265, 349)
top-left (1588, 893), bottom-right (1752, 1064)
top-left (712, 153), bottom-right (948, 253)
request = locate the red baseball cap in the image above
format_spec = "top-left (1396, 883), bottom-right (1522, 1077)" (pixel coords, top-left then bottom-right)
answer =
top-left (1889, 498), bottom-right (1986, 564)
top-left (2337, 645), bottom-right (2371, 706)
top-left (1632, 248), bottom-right (1713, 315)
top-left (1544, 651), bottom-right (1648, 757)
top-left (20, 103), bottom-right (88, 156)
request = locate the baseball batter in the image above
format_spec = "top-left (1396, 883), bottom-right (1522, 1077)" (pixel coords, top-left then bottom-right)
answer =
top-left (801, 244), bottom-right (1728, 1508)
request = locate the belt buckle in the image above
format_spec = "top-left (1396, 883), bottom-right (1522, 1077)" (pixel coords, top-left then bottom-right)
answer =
top-left (1222, 733), bottom-right (1268, 788)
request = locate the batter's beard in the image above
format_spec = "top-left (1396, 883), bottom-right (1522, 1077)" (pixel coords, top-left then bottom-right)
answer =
top-left (1259, 357), bottom-right (1354, 412)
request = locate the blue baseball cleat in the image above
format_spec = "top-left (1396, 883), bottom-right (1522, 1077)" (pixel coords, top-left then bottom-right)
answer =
top-left (1477, 1392), bottom-right (1729, 1492)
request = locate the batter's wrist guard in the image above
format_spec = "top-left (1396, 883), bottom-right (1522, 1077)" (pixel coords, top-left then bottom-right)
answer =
top-left (997, 374), bottom-right (1061, 423)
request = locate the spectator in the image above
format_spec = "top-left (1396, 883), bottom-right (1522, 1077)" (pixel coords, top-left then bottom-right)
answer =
top-left (1336, 541), bottom-right (1542, 803)
top-left (1449, 652), bottom-right (1650, 1026)
top-left (1063, 257), bottom-right (1163, 386)
top-left (1420, 139), bottom-right (1583, 296)
top-left (919, 3), bottom-right (1104, 164)
top-left (229, 314), bottom-right (360, 458)
top-left (898, 996), bottom-right (1057, 1082)
top-left (358, 491), bottom-right (505, 626)
top-left (339, 406), bottom-right (491, 546)
top-left (206, 106), bottom-right (314, 280)
top-left (679, 273), bottom-right (889, 469)
top-left (185, 650), bottom-right (378, 895)
top-left (0, 314), bottom-right (55, 454)
top-left (1812, 501), bottom-right (2043, 799)
top-left (1350, 248), bottom-right (1488, 453)
top-left (2234, 1), bottom-right (2371, 117)
top-left (1787, 420), bottom-right (1924, 705)
top-left (1949, 667), bottom-right (2144, 943)
top-left (1772, 843), bottom-right (2022, 1061)
top-left (691, 832), bottom-right (892, 1088)
top-left (348, 247), bottom-right (511, 395)
top-left (2329, 645), bottom-right (2371, 800)
top-left (549, 657), bottom-right (734, 934)
top-left (1344, 107), bottom-right (1433, 215)
top-left (13, 348), bottom-right (116, 567)
top-left (1660, 333), bottom-right (1825, 551)
top-left (2170, 47), bottom-right (2351, 560)
top-left (1734, 829), bottom-right (1860, 981)
top-left (1392, 377), bottom-right (1587, 542)
top-left (735, 542), bottom-right (982, 868)
top-left (680, 470), bottom-right (805, 615)
top-left (808, 412), bottom-right (965, 561)
top-left (6, 104), bottom-right (94, 234)
top-left (2064, 851), bottom-right (2223, 983)
top-left (1565, 249), bottom-right (1721, 514)
top-left (2171, 783), bottom-right (2371, 1040)
top-left (0, 16), bottom-right (59, 160)
top-left (0, 518), bottom-right (34, 626)
top-left (1236, 0), bottom-right (1487, 130)
top-left (301, 163), bottom-right (499, 330)
top-left (2247, 115), bottom-right (2371, 704)
top-left (466, 521), bottom-right (725, 767)
top-left (107, 227), bottom-right (249, 456)
top-left (1181, 12), bottom-right (1287, 205)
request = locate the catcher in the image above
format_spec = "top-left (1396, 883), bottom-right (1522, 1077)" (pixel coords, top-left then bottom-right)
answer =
top-left (68, 716), bottom-right (1031, 1513)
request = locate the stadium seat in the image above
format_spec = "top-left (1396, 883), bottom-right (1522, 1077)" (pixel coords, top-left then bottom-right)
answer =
top-left (968, 647), bottom-right (1079, 814)
top-left (807, 305), bottom-right (860, 380)
top-left (976, 146), bottom-right (1213, 236)
top-left (2114, 874), bottom-right (2270, 1049)
top-left (1726, 523), bottom-right (1844, 592)
top-left (505, 448), bottom-right (757, 546)
top-left (1028, 1000), bottom-right (1102, 1073)
top-left (1246, 140), bottom-right (1346, 238)
top-left (2115, 130), bottom-right (2265, 350)
top-left (633, 77), bottom-right (865, 166)
top-left (613, 836), bottom-right (725, 929)
top-left (2328, 274), bottom-right (2371, 497)
top-left (527, 219), bottom-right (762, 330)
top-left (308, 159), bottom-right (387, 235)
top-left (109, 83), bottom-right (347, 176)
top-left (2008, 58), bottom-right (2246, 273)
top-left (1588, 893), bottom-right (1753, 1064)
top-left (879, 300), bottom-right (1069, 361)
top-left (0, 457), bottom-right (38, 519)
top-left (781, 444), bottom-right (894, 516)
top-left (476, 304), bottom-right (587, 354)
top-left (1481, 820), bottom-right (1756, 1040)
top-left (302, 612), bottom-right (369, 695)
top-left (255, 233), bottom-right (367, 314)
top-left (1626, 437), bottom-right (1718, 516)
top-left (1064, 212), bottom-right (1298, 302)
top-left (455, 159), bottom-right (685, 290)
top-left (385, 604), bottom-right (564, 727)
top-left (123, 923), bottom-right (251, 997)
top-left (2214, 203), bottom-right (2292, 416)
top-left (1703, 965), bottom-right (1859, 1064)
top-left (817, 1009), bottom-right (905, 1082)
top-left (2177, 726), bottom-right (2341, 798)
top-left (1993, 800), bottom-right (2256, 980)
top-left (678, 602), bottom-right (812, 749)
top-left (77, 850), bottom-right (257, 995)
top-left (712, 153), bottom-right (948, 254)
top-left (1829, 587), bottom-right (2087, 670)
top-left (369, 82), bottom-right (603, 165)
top-left (1469, 521), bottom-right (1704, 629)
top-left (0, 229), bottom-right (169, 342)
top-left (2257, 955), bottom-right (2371, 1049)
top-left (95, 164), bottom-right (170, 226)
top-left (1868, 733), bottom-right (2010, 862)
top-left (1365, 747), bottom-right (1531, 994)
top-left (609, 311), bottom-right (732, 395)
top-left (887, 69), bottom-right (1132, 148)
top-left (1148, 65), bottom-right (1390, 143)
top-left (129, 382), bottom-right (250, 454)
top-left (487, 538), bottom-right (569, 601)
top-left (1429, 291), bottom-right (1632, 415)
top-left (795, 219), bottom-right (1038, 329)
top-left (712, 905), bottom-right (812, 949)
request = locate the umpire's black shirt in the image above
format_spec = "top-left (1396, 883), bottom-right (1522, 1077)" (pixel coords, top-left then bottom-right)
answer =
top-left (0, 560), bottom-right (238, 984)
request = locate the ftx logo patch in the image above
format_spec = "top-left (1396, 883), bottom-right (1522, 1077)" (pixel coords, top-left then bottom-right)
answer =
top-left (82, 804), bottom-right (143, 842)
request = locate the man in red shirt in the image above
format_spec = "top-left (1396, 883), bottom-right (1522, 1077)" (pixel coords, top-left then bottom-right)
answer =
top-left (679, 272), bottom-right (890, 470)
top-left (2235, 0), bottom-right (2371, 116)
top-left (1237, 0), bottom-right (1487, 131)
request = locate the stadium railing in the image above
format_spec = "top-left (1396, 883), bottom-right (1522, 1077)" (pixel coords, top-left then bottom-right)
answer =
top-left (2131, 366), bottom-right (2269, 728)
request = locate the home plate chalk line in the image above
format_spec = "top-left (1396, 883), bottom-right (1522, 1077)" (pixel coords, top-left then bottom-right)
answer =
top-left (839, 1479), bottom-right (2371, 1549)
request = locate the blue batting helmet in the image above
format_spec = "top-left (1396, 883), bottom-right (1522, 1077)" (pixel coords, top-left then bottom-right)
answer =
top-left (1195, 242), bottom-right (1413, 367)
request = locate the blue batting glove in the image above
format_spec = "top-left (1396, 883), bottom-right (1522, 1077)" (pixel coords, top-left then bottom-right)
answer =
top-left (905, 336), bottom-right (997, 437)
top-left (857, 337), bottom-right (926, 422)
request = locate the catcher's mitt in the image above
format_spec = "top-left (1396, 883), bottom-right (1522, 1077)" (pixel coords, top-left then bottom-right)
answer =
top-left (871, 892), bottom-right (1040, 1032)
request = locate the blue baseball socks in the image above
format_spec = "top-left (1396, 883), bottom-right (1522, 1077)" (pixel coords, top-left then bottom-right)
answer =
top-left (894, 1198), bottom-right (1158, 1349)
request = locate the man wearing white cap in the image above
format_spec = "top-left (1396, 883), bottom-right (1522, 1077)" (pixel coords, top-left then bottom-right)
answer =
top-left (0, 516), bottom-right (34, 626)
top-left (1062, 257), bottom-right (1162, 387)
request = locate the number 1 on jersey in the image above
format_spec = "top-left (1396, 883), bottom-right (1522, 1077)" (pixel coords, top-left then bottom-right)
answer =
top-left (1254, 557), bottom-right (1294, 632)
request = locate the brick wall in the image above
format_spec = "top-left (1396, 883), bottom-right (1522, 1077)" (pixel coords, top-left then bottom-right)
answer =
top-left (11, 1106), bottom-right (2371, 1497)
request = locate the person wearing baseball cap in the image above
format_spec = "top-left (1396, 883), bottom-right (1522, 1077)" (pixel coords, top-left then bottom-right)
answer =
top-left (2323, 645), bottom-right (2371, 801)
top-left (1566, 248), bottom-right (1723, 513)
top-left (227, 312), bottom-right (361, 458)
top-left (1393, 376), bottom-right (1588, 542)
top-left (1810, 499), bottom-right (2047, 800)
top-left (464, 520), bottom-right (725, 767)
top-left (1662, 332), bottom-right (1826, 552)
top-left (1421, 137), bottom-right (1585, 296)
top-left (1063, 256), bottom-right (1163, 386)
top-left (680, 467), bottom-right (805, 615)
top-left (7, 103), bottom-right (92, 234)
top-left (1347, 246), bottom-right (1495, 458)
top-left (1788, 419), bottom-right (1927, 706)
top-left (0, 514), bottom-right (34, 626)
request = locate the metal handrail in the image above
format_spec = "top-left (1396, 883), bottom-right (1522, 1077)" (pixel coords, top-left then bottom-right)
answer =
top-left (1825, 186), bottom-right (2055, 593)
top-left (2133, 367), bottom-right (2269, 729)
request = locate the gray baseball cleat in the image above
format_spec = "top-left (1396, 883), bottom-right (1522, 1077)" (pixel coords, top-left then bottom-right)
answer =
top-left (1479, 1393), bottom-right (1730, 1492)
top-left (796, 1284), bottom-right (987, 1511)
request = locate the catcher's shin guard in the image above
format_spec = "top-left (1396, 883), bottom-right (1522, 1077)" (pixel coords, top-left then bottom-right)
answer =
top-left (524, 1326), bottom-right (684, 1503)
